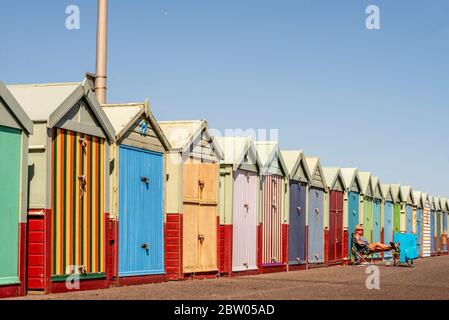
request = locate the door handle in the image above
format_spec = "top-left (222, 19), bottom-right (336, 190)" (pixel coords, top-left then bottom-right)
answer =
top-left (141, 176), bottom-right (150, 187)
top-left (198, 234), bottom-right (205, 244)
top-left (78, 175), bottom-right (87, 197)
top-left (297, 207), bottom-right (301, 214)
top-left (141, 242), bottom-right (150, 250)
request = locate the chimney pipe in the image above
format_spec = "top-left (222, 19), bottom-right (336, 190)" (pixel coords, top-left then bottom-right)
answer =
top-left (95, 0), bottom-right (108, 104)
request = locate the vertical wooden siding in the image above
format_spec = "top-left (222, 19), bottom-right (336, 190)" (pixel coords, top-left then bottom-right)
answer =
top-left (262, 175), bottom-right (283, 264)
top-left (422, 203), bottom-right (431, 257)
top-left (232, 170), bottom-right (258, 272)
top-left (0, 126), bottom-right (21, 285)
top-left (52, 128), bottom-right (105, 277)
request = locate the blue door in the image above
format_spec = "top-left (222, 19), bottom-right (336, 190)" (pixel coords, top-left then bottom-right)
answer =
top-left (372, 199), bottom-right (382, 258)
top-left (416, 208), bottom-right (422, 256)
top-left (431, 210), bottom-right (435, 254)
top-left (347, 192), bottom-right (359, 259)
top-left (288, 182), bottom-right (307, 265)
top-left (118, 146), bottom-right (164, 276)
top-left (406, 205), bottom-right (413, 234)
top-left (384, 201), bottom-right (394, 259)
top-left (308, 187), bottom-right (324, 264)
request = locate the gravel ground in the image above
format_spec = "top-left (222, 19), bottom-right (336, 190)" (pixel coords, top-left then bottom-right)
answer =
top-left (11, 255), bottom-right (449, 300)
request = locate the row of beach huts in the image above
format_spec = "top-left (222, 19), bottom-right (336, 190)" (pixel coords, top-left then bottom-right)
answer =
top-left (0, 78), bottom-right (447, 298)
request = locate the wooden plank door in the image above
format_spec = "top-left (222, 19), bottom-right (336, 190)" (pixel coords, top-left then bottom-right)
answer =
top-left (384, 201), bottom-right (394, 258)
top-left (288, 182), bottom-right (306, 265)
top-left (363, 198), bottom-right (373, 243)
top-left (232, 170), bottom-right (258, 272)
top-left (0, 126), bottom-right (21, 286)
top-left (118, 146), bottom-right (164, 276)
top-left (347, 192), bottom-right (359, 259)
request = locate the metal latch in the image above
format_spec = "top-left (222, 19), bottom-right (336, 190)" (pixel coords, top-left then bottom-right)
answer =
top-left (141, 176), bottom-right (150, 188)
top-left (198, 234), bottom-right (205, 244)
top-left (297, 207), bottom-right (301, 214)
top-left (78, 175), bottom-right (87, 197)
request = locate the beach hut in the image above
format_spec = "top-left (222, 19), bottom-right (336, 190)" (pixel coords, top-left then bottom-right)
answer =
top-left (430, 196), bottom-right (436, 255)
top-left (381, 184), bottom-right (394, 259)
top-left (281, 150), bottom-right (311, 270)
top-left (102, 101), bottom-right (171, 285)
top-left (7, 79), bottom-right (116, 293)
top-left (391, 185), bottom-right (402, 233)
top-left (433, 197), bottom-right (442, 255)
top-left (254, 141), bottom-right (289, 273)
top-left (413, 191), bottom-right (423, 256)
top-left (371, 176), bottom-right (384, 258)
top-left (322, 168), bottom-right (346, 266)
top-left (305, 157), bottom-right (328, 267)
top-left (421, 193), bottom-right (432, 258)
top-left (216, 137), bottom-right (262, 276)
top-left (400, 186), bottom-right (414, 234)
top-left (439, 198), bottom-right (448, 254)
top-left (159, 120), bottom-right (223, 280)
top-left (0, 81), bottom-right (33, 298)
top-left (340, 168), bottom-right (363, 262)
top-left (358, 172), bottom-right (373, 243)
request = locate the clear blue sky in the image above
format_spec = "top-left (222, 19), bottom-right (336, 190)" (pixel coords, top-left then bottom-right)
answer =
top-left (1, 1), bottom-right (448, 196)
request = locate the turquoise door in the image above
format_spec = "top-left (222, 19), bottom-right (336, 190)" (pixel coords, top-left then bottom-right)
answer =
top-left (384, 201), bottom-right (394, 259)
top-left (118, 146), bottom-right (165, 276)
top-left (0, 126), bottom-right (21, 286)
top-left (347, 192), bottom-right (359, 259)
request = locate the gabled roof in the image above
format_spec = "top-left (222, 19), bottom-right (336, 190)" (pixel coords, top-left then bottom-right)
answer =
top-left (430, 196), bottom-right (436, 210)
top-left (440, 198), bottom-right (448, 212)
top-left (340, 168), bottom-right (362, 193)
top-left (322, 167), bottom-right (346, 191)
top-left (254, 141), bottom-right (288, 177)
top-left (159, 120), bottom-right (224, 160)
top-left (421, 192), bottom-right (430, 208)
top-left (413, 191), bottom-right (423, 208)
top-left (390, 184), bottom-right (401, 203)
top-left (371, 176), bottom-right (384, 200)
top-left (305, 156), bottom-right (329, 192)
top-left (280, 150), bottom-right (311, 183)
top-left (358, 172), bottom-right (372, 197)
top-left (7, 79), bottom-right (115, 141)
top-left (102, 100), bottom-right (171, 150)
top-left (0, 81), bottom-right (33, 133)
top-left (433, 197), bottom-right (441, 211)
top-left (215, 136), bottom-right (262, 171)
top-left (400, 186), bottom-right (414, 205)
top-left (381, 184), bottom-right (393, 202)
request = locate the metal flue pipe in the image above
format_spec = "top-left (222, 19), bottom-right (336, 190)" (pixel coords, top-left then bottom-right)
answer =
top-left (95, 0), bottom-right (108, 104)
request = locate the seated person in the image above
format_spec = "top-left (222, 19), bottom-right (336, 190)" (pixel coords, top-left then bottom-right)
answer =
top-left (354, 224), bottom-right (400, 254)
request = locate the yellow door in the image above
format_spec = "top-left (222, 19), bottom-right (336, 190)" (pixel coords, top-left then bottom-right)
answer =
top-left (182, 204), bottom-right (200, 273)
top-left (198, 204), bottom-right (218, 271)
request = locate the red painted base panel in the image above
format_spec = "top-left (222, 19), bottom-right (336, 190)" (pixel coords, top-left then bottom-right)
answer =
top-left (260, 264), bottom-right (286, 274)
top-left (106, 216), bottom-right (118, 281)
top-left (183, 271), bottom-right (219, 280)
top-left (287, 264), bottom-right (307, 272)
top-left (229, 269), bottom-right (260, 277)
top-left (343, 229), bottom-right (349, 265)
top-left (219, 224), bottom-right (233, 275)
top-left (0, 284), bottom-right (21, 299)
top-left (49, 279), bottom-right (110, 294)
top-left (117, 274), bottom-right (166, 287)
top-left (165, 213), bottom-right (183, 281)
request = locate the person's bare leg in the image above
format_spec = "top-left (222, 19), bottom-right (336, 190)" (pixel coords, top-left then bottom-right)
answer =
top-left (369, 242), bottom-right (392, 252)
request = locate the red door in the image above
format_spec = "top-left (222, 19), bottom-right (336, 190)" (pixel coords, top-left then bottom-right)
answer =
top-left (328, 191), bottom-right (344, 264)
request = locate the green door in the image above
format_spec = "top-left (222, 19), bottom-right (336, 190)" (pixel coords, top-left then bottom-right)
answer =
top-left (393, 203), bottom-right (401, 233)
top-left (363, 197), bottom-right (373, 242)
top-left (0, 126), bottom-right (21, 286)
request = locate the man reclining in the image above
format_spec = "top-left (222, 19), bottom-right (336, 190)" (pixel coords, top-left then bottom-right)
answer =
top-left (354, 224), bottom-right (400, 255)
